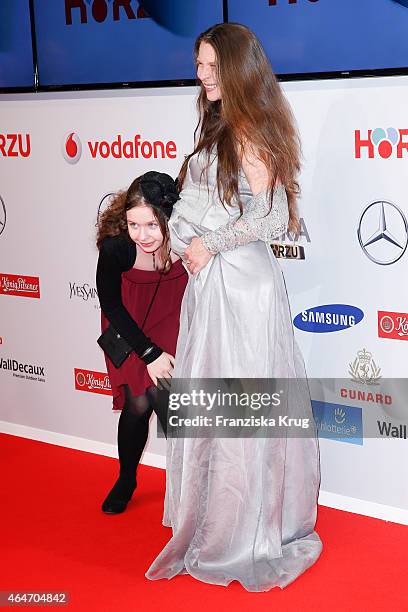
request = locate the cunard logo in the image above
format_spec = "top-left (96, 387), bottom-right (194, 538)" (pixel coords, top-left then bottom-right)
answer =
top-left (340, 349), bottom-right (392, 406)
top-left (74, 368), bottom-right (112, 395)
top-left (349, 348), bottom-right (381, 385)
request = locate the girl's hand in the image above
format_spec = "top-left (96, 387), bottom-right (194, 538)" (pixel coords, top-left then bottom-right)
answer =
top-left (147, 352), bottom-right (175, 388)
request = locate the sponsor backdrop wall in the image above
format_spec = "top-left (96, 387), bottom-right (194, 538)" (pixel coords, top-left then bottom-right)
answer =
top-left (1, 77), bottom-right (407, 523)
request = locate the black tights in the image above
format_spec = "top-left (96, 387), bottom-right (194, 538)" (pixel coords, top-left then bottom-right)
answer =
top-left (117, 386), bottom-right (153, 485)
top-left (106, 385), bottom-right (166, 502)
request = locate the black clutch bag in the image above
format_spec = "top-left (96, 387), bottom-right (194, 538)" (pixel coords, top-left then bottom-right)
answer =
top-left (97, 325), bottom-right (133, 368)
top-left (97, 274), bottom-right (162, 368)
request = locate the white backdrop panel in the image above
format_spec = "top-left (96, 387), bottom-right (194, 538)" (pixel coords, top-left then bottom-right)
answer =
top-left (0, 78), bottom-right (407, 520)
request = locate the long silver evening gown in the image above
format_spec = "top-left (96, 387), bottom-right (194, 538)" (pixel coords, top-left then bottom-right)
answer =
top-left (146, 151), bottom-right (322, 592)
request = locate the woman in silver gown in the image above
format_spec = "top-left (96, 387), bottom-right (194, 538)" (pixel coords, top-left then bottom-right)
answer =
top-left (146, 23), bottom-right (322, 592)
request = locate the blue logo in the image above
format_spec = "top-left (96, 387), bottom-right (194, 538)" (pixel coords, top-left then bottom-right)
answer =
top-left (312, 400), bottom-right (363, 445)
top-left (293, 304), bottom-right (364, 333)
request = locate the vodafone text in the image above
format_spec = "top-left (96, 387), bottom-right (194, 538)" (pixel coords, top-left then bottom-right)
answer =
top-left (87, 135), bottom-right (177, 159)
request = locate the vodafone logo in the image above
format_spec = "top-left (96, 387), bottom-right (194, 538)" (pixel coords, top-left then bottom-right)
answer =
top-left (63, 132), bottom-right (82, 164)
top-left (62, 132), bottom-right (177, 162)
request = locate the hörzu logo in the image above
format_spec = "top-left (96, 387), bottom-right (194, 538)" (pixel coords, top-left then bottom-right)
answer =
top-left (271, 217), bottom-right (310, 260)
top-left (357, 200), bottom-right (408, 265)
top-left (378, 310), bottom-right (408, 340)
top-left (0, 274), bottom-right (40, 298)
top-left (0, 195), bottom-right (6, 237)
top-left (63, 132), bottom-right (82, 164)
top-left (65, 0), bottom-right (149, 25)
top-left (355, 128), bottom-right (408, 159)
top-left (294, 304), bottom-right (364, 333)
top-left (0, 357), bottom-right (45, 383)
top-left (74, 368), bottom-right (112, 395)
top-left (0, 133), bottom-right (31, 158)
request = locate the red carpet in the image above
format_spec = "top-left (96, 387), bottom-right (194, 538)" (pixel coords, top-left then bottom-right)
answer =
top-left (1, 432), bottom-right (407, 611)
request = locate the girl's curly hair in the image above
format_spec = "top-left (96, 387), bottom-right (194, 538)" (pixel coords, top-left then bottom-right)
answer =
top-left (96, 177), bottom-right (173, 273)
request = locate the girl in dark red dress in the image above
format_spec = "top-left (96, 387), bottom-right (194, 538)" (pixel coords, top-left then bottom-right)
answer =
top-left (96, 171), bottom-right (187, 514)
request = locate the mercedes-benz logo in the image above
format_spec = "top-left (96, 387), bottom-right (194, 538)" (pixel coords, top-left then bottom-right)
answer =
top-left (357, 200), bottom-right (408, 265)
top-left (0, 195), bottom-right (6, 237)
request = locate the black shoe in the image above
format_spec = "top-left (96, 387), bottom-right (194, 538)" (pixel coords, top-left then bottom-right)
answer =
top-left (101, 476), bottom-right (136, 514)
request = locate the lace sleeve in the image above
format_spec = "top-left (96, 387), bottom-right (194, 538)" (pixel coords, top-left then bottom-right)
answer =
top-left (202, 186), bottom-right (289, 254)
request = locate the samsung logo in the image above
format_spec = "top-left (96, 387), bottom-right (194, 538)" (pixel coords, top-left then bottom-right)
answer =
top-left (294, 304), bottom-right (364, 333)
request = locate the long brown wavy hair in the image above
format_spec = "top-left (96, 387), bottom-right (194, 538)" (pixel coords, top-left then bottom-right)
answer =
top-left (178, 23), bottom-right (300, 233)
top-left (96, 178), bottom-right (172, 273)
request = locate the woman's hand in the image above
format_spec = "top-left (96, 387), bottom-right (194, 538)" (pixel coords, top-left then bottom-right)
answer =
top-left (147, 352), bottom-right (175, 388)
top-left (184, 236), bottom-right (213, 275)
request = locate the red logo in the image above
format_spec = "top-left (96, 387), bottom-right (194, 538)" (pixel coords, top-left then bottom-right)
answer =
top-left (63, 132), bottom-right (177, 162)
top-left (355, 128), bottom-right (408, 159)
top-left (87, 134), bottom-right (177, 160)
top-left (0, 134), bottom-right (31, 158)
top-left (65, 0), bottom-right (148, 25)
top-left (340, 387), bottom-right (392, 406)
top-left (0, 274), bottom-right (40, 298)
top-left (378, 310), bottom-right (408, 340)
top-left (63, 132), bottom-right (82, 164)
top-left (74, 368), bottom-right (112, 395)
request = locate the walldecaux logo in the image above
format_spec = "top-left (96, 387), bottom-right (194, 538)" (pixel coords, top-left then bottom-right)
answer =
top-left (62, 132), bottom-right (177, 162)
